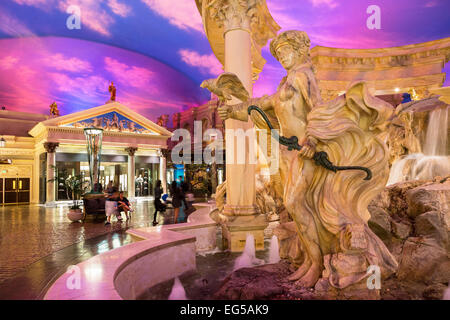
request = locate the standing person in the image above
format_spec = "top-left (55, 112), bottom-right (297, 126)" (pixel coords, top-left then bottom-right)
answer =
top-left (180, 180), bottom-right (190, 210)
top-left (117, 191), bottom-right (132, 220)
top-left (170, 180), bottom-right (181, 224)
top-left (153, 180), bottom-right (165, 226)
top-left (105, 181), bottom-right (114, 194)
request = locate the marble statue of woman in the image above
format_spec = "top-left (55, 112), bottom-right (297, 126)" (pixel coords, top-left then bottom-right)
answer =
top-left (217, 30), bottom-right (398, 289)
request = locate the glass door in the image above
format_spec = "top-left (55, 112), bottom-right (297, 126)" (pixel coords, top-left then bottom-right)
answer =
top-left (4, 178), bottom-right (18, 204)
top-left (3, 178), bottom-right (30, 204)
top-left (18, 178), bottom-right (30, 203)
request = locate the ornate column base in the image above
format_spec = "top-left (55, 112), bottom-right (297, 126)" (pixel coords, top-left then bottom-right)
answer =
top-left (221, 205), bottom-right (268, 252)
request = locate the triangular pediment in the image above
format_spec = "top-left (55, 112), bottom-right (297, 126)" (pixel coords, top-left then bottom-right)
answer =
top-left (29, 102), bottom-right (172, 137)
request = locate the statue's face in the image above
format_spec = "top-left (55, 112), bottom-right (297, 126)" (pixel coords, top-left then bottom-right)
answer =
top-left (276, 44), bottom-right (297, 70)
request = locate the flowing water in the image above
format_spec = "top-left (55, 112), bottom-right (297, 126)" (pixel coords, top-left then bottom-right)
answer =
top-left (268, 235), bottom-right (280, 264)
top-left (140, 238), bottom-right (271, 300)
top-left (388, 106), bottom-right (450, 185)
top-left (168, 277), bottom-right (187, 300)
top-left (233, 234), bottom-right (264, 271)
top-left (423, 106), bottom-right (448, 156)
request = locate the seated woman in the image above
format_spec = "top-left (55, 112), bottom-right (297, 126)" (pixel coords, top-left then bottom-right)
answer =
top-left (117, 191), bottom-right (132, 220)
top-left (105, 187), bottom-right (119, 225)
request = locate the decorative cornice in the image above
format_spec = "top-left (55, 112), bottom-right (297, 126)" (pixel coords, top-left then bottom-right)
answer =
top-left (0, 148), bottom-right (34, 156)
top-left (311, 39), bottom-right (450, 69)
top-left (318, 73), bottom-right (445, 95)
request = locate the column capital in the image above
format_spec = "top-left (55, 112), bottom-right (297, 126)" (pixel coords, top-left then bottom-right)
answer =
top-left (197, 0), bottom-right (280, 79)
top-left (125, 147), bottom-right (138, 156)
top-left (208, 0), bottom-right (251, 32)
top-left (43, 142), bottom-right (59, 153)
top-left (160, 148), bottom-right (170, 159)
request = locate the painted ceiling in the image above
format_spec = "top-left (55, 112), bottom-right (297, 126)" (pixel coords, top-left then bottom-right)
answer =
top-left (0, 0), bottom-right (449, 124)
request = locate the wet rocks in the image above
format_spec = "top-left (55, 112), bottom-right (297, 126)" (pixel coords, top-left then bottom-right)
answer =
top-left (406, 183), bottom-right (450, 218)
top-left (368, 207), bottom-right (392, 240)
top-left (396, 237), bottom-right (448, 283)
top-left (422, 283), bottom-right (448, 300)
top-left (368, 177), bottom-right (450, 290)
top-left (213, 262), bottom-right (291, 300)
top-left (391, 220), bottom-right (412, 239)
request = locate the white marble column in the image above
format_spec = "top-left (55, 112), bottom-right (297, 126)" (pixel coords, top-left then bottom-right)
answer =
top-left (125, 147), bottom-right (137, 199)
top-left (44, 142), bottom-right (59, 206)
top-left (32, 151), bottom-right (40, 204)
top-left (159, 150), bottom-right (167, 193)
top-left (223, 20), bottom-right (256, 211)
top-left (198, 0), bottom-right (279, 251)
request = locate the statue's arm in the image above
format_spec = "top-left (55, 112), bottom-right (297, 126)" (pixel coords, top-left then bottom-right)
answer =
top-left (225, 94), bottom-right (275, 122)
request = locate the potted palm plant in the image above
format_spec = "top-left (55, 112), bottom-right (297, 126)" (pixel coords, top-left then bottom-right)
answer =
top-left (66, 174), bottom-right (89, 222)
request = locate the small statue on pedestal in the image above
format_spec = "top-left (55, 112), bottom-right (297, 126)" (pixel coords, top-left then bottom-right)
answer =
top-left (108, 81), bottom-right (116, 102)
top-left (49, 102), bottom-right (60, 117)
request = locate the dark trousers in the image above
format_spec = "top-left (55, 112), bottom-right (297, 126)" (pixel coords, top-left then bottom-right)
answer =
top-left (153, 199), bottom-right (165, 223)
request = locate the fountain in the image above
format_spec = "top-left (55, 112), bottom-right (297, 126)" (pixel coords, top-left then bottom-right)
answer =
top-left (268, 235), bottom-right (280, 264)
top-left (388, 106), bottom-right (450, 185)
top-left (168, 277), bottom-right (187, 300)
top-left (233, 234), bottom-right (264, 271)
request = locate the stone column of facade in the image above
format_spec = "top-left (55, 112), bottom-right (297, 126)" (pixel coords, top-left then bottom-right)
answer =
top-left (125, 147), bottom-right (138, 199)
top-left (159, 149), bottom-right (168, 193)
top-left (44, 142), bottom-right (59, 206)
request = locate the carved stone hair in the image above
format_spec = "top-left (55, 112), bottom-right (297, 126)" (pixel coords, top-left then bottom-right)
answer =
top-left (270, 30), bottom-right (312, 65)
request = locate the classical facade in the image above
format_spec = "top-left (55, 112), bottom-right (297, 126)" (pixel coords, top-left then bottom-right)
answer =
top-left (0, 102), bottom-right (171, 205)
top-left (161, 98), bottom-right (225, 195)
top-left (311, 37), bottom-right (450, 102)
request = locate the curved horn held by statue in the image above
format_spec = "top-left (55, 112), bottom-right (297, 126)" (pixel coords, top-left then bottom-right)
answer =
top-left (248, 105), bottom-right (372, 180)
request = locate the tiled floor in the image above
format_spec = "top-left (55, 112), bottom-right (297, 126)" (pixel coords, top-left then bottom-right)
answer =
top-left (0, 200), bottom-right (165, 287)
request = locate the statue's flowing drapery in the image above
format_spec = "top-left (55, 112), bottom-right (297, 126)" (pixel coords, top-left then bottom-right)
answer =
top-left (258, 72), bottom-right (398, 288)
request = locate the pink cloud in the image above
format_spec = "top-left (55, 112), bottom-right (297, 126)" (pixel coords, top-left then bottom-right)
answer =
top-left (424, 1), bottom-right (438, 7)
top-left (0, 56), bottom-right (20, 70)
top-left (13, 0), bottom-right (130, 37)
top-left (107, 0), bottom-right (131, 17)
top-left (309, 0), bottom-right (339, 9)
top-left (58, 0), bottom-right (114, 36)
top-left (178, 49), bottom-right (222, 76)
top-left (0, 58), bottom-right (54, 113)
top-left (0, 9), bottom-right (35, 37)
top-left (141, 0), bottom-right (203, 32)
top-left (104, 57), bottom-right (154, 88)
top-left (13, 0), bottom-right (48, 5)
top-left (42, 53), bottom-right (93, 73)
top-left (50, 72), bottom-right (108, 99)
top-left (267, 2), bottom-right (303, 30)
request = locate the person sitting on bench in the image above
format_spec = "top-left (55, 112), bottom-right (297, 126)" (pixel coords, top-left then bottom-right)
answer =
top-left (117, 191), bottom-right (132, 220)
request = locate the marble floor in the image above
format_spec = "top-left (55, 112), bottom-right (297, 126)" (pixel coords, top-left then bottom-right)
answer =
top-left (0, 200), bottom-right (173, 299)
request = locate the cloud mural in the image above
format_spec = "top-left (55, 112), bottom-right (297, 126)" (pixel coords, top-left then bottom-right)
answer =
top-left (0, 0), bottom-right (449, 124)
